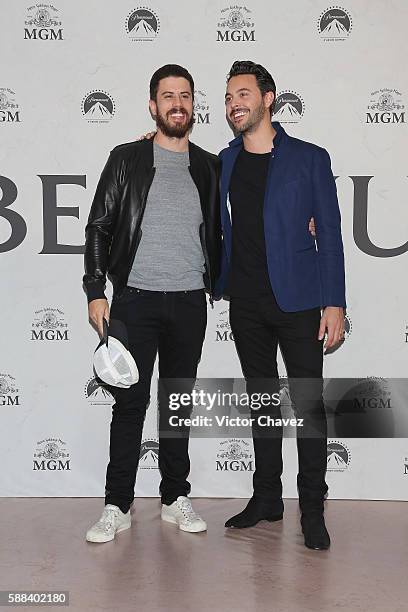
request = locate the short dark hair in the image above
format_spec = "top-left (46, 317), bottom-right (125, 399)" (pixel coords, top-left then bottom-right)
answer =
top-left (150, 64), bottom-right (194, 102)
top-left (227, 60), bottom-right (276, 116)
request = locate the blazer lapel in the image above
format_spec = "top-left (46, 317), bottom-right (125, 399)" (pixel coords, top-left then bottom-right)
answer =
top-left (220, 139), bottom-right (242, 261)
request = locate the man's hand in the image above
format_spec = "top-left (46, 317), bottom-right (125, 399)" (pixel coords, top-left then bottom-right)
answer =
top-left (88, 298), bottom-right (110, 337)
top-left (318, 307), bottom-right (345, 350)
top-left (309, 217), bottom-right (316, 236)
top-left (137, 130), bottom-right (156, 141)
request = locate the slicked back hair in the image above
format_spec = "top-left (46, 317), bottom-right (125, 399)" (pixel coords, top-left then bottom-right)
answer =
top-left (227, 60), bottom-right (276, 116)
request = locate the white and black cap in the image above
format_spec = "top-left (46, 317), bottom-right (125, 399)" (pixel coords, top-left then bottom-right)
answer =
top-left (93, 319), bottom-right (138, 388)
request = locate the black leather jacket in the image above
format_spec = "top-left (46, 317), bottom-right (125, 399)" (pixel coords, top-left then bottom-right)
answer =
top-left (83, 138), bottom-right (221, 303)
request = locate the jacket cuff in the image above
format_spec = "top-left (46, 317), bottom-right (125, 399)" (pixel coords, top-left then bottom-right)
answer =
top-left (323, 303), bottom-right (346, 309)
top-left (85, 280), bottom-right (107, 304)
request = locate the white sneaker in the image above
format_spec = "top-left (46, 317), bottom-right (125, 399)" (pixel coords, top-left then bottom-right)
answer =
top-left (161, 496), bottom-right (207, 533)
top-left (86, 504), bottom-right (131, 543)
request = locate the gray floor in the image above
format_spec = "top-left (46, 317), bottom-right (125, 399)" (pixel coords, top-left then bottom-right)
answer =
top-left (0, 498), bottom-right (407, 612)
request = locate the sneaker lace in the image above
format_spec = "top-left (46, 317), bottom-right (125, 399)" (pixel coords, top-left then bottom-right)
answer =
top-left (99, 506), bottom-right (120, 531)
top-left (176, 499), bottom-right (200, 523)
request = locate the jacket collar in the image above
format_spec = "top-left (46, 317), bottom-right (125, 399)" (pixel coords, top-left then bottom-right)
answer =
top-left (138, 137), bottom-right (154, 168)
top-left (188, 140), bottom-right (201, 167)
top-left (228, 121), bottom-right (286, 151)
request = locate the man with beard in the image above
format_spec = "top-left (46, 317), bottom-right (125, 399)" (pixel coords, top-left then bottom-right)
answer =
top-left (84, 64), bottom-right (221, 542)
top-left (216, 61), bottom-right (346, 550)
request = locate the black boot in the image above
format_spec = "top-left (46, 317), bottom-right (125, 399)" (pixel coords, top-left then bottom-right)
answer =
top-left (301, 512), bottom-right (330, 550)
top-left (225, 496), bottom-right (284, 528)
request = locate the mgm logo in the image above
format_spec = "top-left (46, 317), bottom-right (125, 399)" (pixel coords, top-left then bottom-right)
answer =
top-left (352, 377), bottom-right (392, 411)
top-left (24, 4), bottom-right (64, 40)
top-left (0, 374), bottom-right (20, 407)
top-left (217, 6), bottom-right (255, 42)
top-left (33, 438), bottom-right (70, 471)
top-left (216, 309), bottom-right (234, 342)
top-left (31, 308), bottom-right (69, 341)
top-left (0, 89), bottom-right (20, 123)
top-left (194, 90), bottom-right (211, 125)
top-left (216, 438), bottom-right (253, 472)
top-left (366, 89), bottom-right (405, 124)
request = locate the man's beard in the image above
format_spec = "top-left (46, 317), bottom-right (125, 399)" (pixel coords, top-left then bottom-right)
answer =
top-left (229, 102), bottom-right (266, 135)
top-left (155, 108), bottom-right (194, 138)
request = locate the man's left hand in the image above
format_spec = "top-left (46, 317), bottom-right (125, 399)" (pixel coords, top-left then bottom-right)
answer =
top-left (318, 306), bottom-right (345, 350)
top-left (137, 130), bottom-right (156, 141)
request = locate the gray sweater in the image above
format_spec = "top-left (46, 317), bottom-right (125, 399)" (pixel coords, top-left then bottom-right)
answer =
top-left (128, 142), bottom-right (205, 291)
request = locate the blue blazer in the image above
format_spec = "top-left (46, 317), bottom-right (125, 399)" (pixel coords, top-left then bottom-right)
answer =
top-left (215, 122), bottom-right (346, 311)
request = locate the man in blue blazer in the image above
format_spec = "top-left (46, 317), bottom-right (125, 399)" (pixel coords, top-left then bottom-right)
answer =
top-left (216, 61), bottom-right (346, 550)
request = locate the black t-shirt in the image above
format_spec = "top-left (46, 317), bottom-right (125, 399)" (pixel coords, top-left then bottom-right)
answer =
top-left (226, 148), bottom-right (273, 297)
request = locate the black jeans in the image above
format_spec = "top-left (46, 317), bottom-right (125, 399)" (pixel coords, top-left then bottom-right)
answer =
top-left (229, 292), bottom-right (328, 514)
top-left (105, 287), bottom-right (207, 513)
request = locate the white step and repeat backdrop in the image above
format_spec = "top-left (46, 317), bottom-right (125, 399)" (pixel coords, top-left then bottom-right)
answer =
top-left (1, 0), bottom-right (407, 500)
